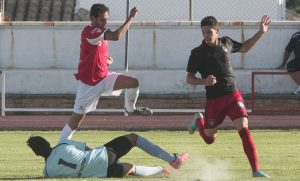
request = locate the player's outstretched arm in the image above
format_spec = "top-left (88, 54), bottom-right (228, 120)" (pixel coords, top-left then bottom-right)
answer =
top-left (105, 7), bottom-right (138, 41)
top-left (238, 15), bottom-right (271, 53)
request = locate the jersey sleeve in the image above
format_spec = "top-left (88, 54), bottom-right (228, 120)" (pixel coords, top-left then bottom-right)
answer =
top-left (83, 27), bottom-right (109, 46)
top-left (43, 166), bottom-right (49, 177)
top-left (285, 34), bottom-right (295, 53)
top-left (186, 51), bottom-right (198, 74)
top-left (224, 36), bottom-right (242, 53)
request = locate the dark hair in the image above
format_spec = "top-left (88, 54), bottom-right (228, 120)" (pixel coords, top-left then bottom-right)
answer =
top-left (27, 136), bottom-right (52, 158)
top-left (201, 16), bottom-right (218, 29)
top-left (90, 4), bottom-right (109, 18)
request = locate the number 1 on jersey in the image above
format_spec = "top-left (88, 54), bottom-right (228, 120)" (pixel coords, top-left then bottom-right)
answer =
top-left (58, 158), bottom-right (77, 169)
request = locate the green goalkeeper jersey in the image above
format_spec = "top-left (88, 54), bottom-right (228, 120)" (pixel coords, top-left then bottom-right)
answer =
top-left (43, 139), bottom-right (108, 178)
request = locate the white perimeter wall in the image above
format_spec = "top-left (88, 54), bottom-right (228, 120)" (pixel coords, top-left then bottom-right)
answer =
top-left (0, 21), bottom-right (299, 94)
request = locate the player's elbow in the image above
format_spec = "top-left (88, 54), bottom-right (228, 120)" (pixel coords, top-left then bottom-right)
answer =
top-left (241, 49), bottom-right (249, 53)
top-left (240, 43), bottom-right (255, 53)
top-left (110, 33), bottom-right (122, 41)
top-left (105, 33), bottom-right (121, 41)
top-left (186, 78), bottom-right (192, 85)
top-left (186, 74), bottom-right (195, 85)
top-left (112, 35), bottom-right (121, 41)
top-left (238, 47), bottom-right (249, 53)
top-left (186, 77), bottom-right (190, 84)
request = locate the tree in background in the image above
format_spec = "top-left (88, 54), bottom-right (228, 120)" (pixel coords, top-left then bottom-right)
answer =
top-left (287, 0), bottom-right (300, 14)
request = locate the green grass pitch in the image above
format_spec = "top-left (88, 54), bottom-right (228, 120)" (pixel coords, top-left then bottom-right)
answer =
top-left (0, 130), bottom-right (299, 181)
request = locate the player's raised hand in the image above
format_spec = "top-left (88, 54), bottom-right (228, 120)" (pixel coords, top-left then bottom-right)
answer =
top-left (129, 7), bottom-right (139, 19)
top-left (260, 15), bottom-right (271, 33)
top-left (205, 75), bottom-right (217, 86)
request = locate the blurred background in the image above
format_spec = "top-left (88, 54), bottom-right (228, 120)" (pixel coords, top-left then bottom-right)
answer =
top-left (0, 0), bottom-right (299, 21)
top-left (0, 0), bottom-right (299, 115)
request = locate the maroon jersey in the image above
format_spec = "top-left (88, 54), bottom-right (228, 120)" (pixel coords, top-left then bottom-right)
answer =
top-left (75, 25), bottom-right (109, 86)
top-left (186, 36), bottom-right (242, 99)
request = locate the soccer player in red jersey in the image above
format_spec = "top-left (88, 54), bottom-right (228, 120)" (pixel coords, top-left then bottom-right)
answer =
top-left (60, 4), bottom-right (152, 142)
top-left (186, 15), bottom-right (271, 178)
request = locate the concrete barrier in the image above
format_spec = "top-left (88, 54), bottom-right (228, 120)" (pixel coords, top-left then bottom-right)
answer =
top-left (0, 21), bottom-right (299, 94)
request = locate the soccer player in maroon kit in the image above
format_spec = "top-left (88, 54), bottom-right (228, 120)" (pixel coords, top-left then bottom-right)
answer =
top-left (59, 4), bottom-right (152, 142)
top-left (187, 15), bottom-right (271, 178)
top-left (277, 31), bottom-right (300, 94)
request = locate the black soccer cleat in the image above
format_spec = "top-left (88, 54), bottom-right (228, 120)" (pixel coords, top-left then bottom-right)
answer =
top-left (125, 106), bottom-right (153, 116)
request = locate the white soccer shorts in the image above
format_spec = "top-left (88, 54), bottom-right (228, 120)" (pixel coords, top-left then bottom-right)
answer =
top-left (73, 72), bottom-right (122, 114)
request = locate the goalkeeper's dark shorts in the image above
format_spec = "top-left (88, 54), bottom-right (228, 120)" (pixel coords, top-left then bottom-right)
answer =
top-left (104, 136), bottom-right (133, 178)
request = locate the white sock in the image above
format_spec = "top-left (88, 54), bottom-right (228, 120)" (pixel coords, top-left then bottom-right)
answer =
top-left (135, 166), bottom-right (163, 176)
top-left (125, 87), bottom-right (139, 112)
top-left (294, 85), bottom-right (300, 93)
top-left (58, 124), bottom-right (74, 143)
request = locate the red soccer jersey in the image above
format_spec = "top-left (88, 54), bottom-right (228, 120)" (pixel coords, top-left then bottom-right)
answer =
top-left (75, 25), bottom-right (109, 86)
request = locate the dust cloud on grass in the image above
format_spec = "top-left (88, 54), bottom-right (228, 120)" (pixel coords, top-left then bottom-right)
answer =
top-left (168, 154), bottom-right (233, 181)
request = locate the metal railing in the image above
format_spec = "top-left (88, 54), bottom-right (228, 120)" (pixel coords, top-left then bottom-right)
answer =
top-left (0, 0), bottom-right (4, 21)
top-left (251, 71), bottom-right (300, 114)
top-left (0, 69), bottom-right (203, 116)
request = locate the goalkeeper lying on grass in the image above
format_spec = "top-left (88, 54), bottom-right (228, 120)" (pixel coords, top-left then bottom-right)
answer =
top-left (27, 133), bottom-right (188, 178)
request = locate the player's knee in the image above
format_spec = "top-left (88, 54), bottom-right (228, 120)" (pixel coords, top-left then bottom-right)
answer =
top-left (125, 133), bottom-right (138, 146)
top-left (131, 77), bottom-right (139, 88)
top-left (122, 163), bottom-right (135, 176)
top-left (68, 121), bottom-right (80, 130)
top-left (204, 139), bottom-right (215, 144)
top-left (203, 136), bottom-right (216, 144)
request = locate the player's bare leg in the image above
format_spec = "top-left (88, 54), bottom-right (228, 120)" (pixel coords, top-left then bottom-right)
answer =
top-left (290, 71), bottom-right (300, 94)
top-left (68, 112), bottom-right (86, 130)
top-left (59, 113), bottom-right (85, 142)
top-left (121, 163), bottom-right (135, 176)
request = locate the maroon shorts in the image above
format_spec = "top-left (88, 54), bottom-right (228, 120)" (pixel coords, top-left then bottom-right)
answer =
top-left (204, 90), bottom-right (248, 129)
